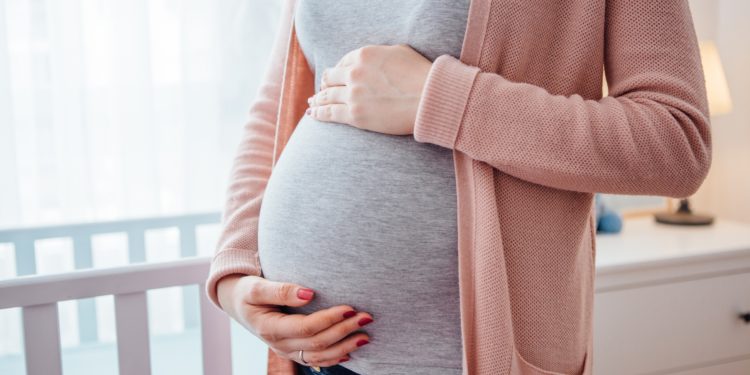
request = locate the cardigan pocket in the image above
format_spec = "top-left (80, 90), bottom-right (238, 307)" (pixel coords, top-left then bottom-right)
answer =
top-left (509, 344), bottom-right (588, 375)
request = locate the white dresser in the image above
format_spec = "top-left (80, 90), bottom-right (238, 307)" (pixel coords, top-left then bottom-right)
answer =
top-left (594, 217), bottom-right (750, 375)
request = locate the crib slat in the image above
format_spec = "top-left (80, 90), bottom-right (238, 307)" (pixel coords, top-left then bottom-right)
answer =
top-left (73, 234), bottom-right (99, 343)
top-left (15, 237), bottom-right (36, 276)
top-left (179, 224), bottom-right (197, 257)
top-left (199, 283), bottom-right (232, 375)
top-left (23, 303), bottom-right (63, 375)
top-left (180, 225), bottom-right (200, 329)
top-left (127, 230), bottom-right (146, 263)
top-left (115, 291), bottom-right (152, 375)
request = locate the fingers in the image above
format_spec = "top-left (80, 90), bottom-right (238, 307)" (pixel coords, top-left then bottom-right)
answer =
top-left (320, 65), bottom-right (351, 90)
top-left (324, 44), bottom-right (379, 89)
top-left (308, 86), bottom-right (347, 107)
top-left (334, 45), bottom-right (366, 68)
top-left (273, 310), bottom-right (374, 352)
top-left (255, 304), bottom-right (360, 342)
top-left (308, 104), bottom-right (354, 126)
top-left (287, 331), bottom-right (371, 368)
top-left (243, 277), bottom-right (316, 307)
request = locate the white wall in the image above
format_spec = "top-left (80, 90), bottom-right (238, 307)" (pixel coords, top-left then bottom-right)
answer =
top-left (689, 0), bottom-right (750, 224)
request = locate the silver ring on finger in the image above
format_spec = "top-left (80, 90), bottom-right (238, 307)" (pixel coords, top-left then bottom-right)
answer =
top-left (298, 350), bottom-right (321, 372)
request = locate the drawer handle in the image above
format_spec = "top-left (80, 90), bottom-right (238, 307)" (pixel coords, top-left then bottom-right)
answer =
top-left (740, 312), bottom-right (750, 324)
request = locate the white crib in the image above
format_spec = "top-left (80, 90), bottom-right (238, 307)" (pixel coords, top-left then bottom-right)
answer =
top-left (0, 213), bottom-right (257, 375)
top-left (0, 257), bottom-right (232, 375)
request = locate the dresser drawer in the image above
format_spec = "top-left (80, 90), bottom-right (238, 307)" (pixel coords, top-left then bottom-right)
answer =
top-left (593, 271), bottom-right (750, 375)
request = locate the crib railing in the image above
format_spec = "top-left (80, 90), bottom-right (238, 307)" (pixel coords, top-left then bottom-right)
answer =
top-left (0, 256), bottom-right (231, 375)
top-left (0, 212), bottom-right (221, 343)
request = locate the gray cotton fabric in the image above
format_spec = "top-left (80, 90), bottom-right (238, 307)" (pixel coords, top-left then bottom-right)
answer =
top-left (257, 1), bottom-right (470, 374)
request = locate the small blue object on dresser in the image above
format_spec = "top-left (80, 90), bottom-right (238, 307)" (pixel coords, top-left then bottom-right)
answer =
top-left (595, 193), bottom-right (623, 234)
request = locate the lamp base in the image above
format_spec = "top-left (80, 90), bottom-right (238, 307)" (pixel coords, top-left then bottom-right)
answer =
top-left (654, 198), bottom-right (714, 226)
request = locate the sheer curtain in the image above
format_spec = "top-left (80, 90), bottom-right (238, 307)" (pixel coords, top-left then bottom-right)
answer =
top-left (0, 0), bottom-right (281, 365)
top-left (0, 0), bottom-right (281, 228)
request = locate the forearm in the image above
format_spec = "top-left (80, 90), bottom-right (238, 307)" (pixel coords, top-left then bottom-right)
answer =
top-left (205, 0), bottom-right (295, 309)
top-left (414, 0), bottom-right (711, 198)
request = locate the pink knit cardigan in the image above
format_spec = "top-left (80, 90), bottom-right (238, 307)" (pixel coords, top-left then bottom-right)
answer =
top-left (205, 0), bottom-right (712, 374)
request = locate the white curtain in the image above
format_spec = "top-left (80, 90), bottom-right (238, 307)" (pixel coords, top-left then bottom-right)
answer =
top-left (0, 0), bottom-right (281, 227)
top-left (0, 1), bottom-right (281, 365)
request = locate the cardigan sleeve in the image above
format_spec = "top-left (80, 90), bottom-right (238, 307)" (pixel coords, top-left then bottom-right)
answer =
top-left (413, 0), bottom-right (712, 198)
top-left (203, 0), bottom-right (295, 311)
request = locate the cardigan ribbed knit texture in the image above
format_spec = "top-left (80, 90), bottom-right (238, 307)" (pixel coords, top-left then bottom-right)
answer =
top-left (204, 0), bottom-right (712, 374)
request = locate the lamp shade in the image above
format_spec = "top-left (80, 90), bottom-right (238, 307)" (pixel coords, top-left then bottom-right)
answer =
top-left (699, 40), bottom-right (733, 116)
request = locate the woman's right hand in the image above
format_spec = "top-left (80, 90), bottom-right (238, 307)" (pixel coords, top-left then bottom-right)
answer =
top-left (216, 274), bottom-right (373, 368)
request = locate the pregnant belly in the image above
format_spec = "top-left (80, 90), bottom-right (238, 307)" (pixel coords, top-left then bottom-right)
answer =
top-left (257, 115), bottom-right (463, 371)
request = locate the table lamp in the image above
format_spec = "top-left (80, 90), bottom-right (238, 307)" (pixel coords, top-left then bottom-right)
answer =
top-left (654, 40), bottom-right (733, 225)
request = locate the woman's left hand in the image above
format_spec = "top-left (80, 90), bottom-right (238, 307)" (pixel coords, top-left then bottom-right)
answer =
top-left (306, 44), bottom-right (432, 136)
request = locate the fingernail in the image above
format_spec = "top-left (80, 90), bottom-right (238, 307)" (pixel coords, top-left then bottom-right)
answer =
top-left (305, 108), bottom-right (311, 115)
top-left (307, 96), bottom-right (313, 104)
top-left (356, 339), bottom-right (370, 347)
top-left (339, 357), bottom-right (350, 363)
top-left (297, 288), bottom-right (314, 300)
top-left (357, 317), bottom-right (373, 327)
top-left (343, 310), bottom-right (357, 319)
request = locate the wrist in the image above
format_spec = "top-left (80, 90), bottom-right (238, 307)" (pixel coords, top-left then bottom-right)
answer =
top-left (216, 273), bottom-right (244, 312)
top-left (413, 54), bottom-right (479, 149)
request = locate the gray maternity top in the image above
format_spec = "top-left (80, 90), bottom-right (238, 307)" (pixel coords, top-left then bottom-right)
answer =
top-left (257, 1), bottom-right (470, 374)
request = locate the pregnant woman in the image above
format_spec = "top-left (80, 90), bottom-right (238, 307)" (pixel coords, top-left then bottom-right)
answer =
top-left (206, 0), bottom-right (711, 374)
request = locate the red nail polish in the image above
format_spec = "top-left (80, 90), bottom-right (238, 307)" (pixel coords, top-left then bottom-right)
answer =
top-left (297, 288), bottom-right (314, 300)
top-left (343, 310), bottom-right (357, 319)
top-left (339, 357), bottom-right (350, 363)
top-left (357, 317), bottom-right (373, 327)
top-left (356, 339), bottom-right (370, 347)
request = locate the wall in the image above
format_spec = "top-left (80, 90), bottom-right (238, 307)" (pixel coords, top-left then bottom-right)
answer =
top-left (690, 0), bottom-right (750, 224)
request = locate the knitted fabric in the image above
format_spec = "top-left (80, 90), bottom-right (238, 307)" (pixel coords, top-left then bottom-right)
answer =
top-left (205, 0), bottom-right (711, 374)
